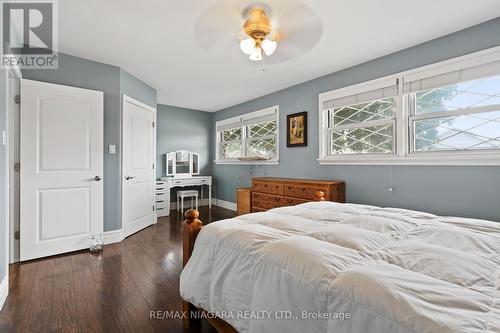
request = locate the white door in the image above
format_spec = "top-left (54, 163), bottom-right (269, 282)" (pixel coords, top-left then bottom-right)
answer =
top-left (122, 96), bottom-right (155, 237)
top-left (20, 79), bottom-right (104, 261)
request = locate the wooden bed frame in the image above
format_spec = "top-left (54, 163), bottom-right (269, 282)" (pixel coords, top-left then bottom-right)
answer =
top-left (181, 191), bottom-right (326, 332)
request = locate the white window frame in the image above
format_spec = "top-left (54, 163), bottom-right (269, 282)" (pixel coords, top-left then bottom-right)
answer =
top-left (322, 77), bottom-right (402, 159)
top-left (318, 46), bottom-right (500, 166)
top-left (215, 106), bottom-right (279, 165)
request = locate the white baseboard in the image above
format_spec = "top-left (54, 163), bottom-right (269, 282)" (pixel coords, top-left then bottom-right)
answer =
top-left (0, 276), bottom-right (8, 311)
top-left (214, 199), bottom-right (237, 211)
top-left (103, 229), bottom-right (124, 245)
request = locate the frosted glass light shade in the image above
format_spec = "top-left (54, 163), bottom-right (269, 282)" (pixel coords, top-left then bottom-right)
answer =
top-left (249, 47), bottom-right (262, 61)
top-left (240, 38), bottom-right (254, 55)
top-left (261, 39), bottom-right (277, 56)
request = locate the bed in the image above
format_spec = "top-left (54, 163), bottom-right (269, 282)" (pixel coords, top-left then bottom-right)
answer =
top-left (180, 199), bottom-right (500, 333)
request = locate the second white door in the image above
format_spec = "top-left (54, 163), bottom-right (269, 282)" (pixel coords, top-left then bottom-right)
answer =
top-left (122, 96), bottom-right (156, 237)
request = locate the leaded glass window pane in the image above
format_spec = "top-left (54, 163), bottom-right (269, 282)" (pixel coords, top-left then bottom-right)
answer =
top-left (414, 111), bottom-right (500, 151)
top-left (332, 98), bottom-right (395, 126)
top-left (330, 123), bottom-right (394, 154)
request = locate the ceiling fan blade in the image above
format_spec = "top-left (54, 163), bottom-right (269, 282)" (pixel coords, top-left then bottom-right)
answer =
top-left (193, 1), bottom-right (245, 59)
top-left (266, 3), bottom-right (323, 63)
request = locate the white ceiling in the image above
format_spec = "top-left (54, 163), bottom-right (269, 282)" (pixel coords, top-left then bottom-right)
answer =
top-left (59, 0), bottom-right (500, 111)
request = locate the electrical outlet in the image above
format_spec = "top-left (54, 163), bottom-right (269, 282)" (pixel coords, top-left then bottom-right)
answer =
top-left (109, 144), bottom-right (116, 154)
top-left (2, 130), bottom-right (6, 146)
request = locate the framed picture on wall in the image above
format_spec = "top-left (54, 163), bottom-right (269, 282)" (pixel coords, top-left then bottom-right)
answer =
top-left (287, 112), bottom-right (307, 147)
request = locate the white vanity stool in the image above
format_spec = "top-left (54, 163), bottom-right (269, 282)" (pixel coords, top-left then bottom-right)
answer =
top-left (177, 190), bottom-right (199, 213)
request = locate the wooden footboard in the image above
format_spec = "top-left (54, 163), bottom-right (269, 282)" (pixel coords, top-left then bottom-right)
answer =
top-left (181, 191), bottom-right (325, 332)
top-left (182, 209), bottom-right (238, 333)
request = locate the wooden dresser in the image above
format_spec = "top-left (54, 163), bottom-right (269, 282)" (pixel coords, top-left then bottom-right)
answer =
top-left (251, 177), bottom-right (345, 212)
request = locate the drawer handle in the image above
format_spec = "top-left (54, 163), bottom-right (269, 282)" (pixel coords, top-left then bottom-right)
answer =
top-left (274, 197), bottom-right (280, 201)
top-left (156, 200), bottom-right (164, 203)
top-left (157, 208), bottom-right (164, 211)
top-left (174, 181), bottom-right (181, 184)
top-left (288, 187), bottom-right (292, 190)
top-left (157, 188), bottom-right (164, 190)
top-left (264, 184), bottom-right (268, 187)
top-left (302, 188), bottom-right (306, 191)
top-left (157, 192), bottom-right (164, 195)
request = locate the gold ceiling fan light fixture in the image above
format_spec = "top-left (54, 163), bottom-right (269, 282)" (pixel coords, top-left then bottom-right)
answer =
top-left (239, 8), bottom-right (278, 61)
top-left (243, 8), bottom-right (272, 41)
top-left (193, 0), bottom-right (323, 65)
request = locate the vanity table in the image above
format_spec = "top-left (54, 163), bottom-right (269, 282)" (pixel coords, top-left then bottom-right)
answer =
top-left (156, 176), bottom-right (212, 217)
top-left (155, 150), bottom-right (212, 217)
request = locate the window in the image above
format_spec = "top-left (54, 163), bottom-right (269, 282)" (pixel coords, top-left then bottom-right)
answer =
top-left (319, 47), bottom-right (500, 165)
top-left (322, 79), bottom-right (399, 156)
top-left (220, 127), bottom-right (242, 159)
top-left (408, 73), bottom-right (500, 153)
top-left (215, 106), bottom-right (279, 164)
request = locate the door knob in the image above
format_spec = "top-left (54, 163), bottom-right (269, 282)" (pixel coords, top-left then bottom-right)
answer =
top-left (94, 176), bottom-right (102, 181)
top-left (125, 176), bottom-right (136, 180)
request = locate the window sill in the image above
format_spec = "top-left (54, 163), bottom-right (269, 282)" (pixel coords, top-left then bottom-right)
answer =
top-left (214, 159), bottom-right (279, 165)
top-left (318, 154), bottom-right (500, 166)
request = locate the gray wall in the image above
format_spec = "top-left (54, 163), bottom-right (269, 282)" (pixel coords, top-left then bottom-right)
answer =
top-left (22, 53), bottom-right (156, 231)
top-left (0, 69), bottom-right (6, 280)
top-left (156, 104), bottom-right (212, 199)
top-left (120, 69), bottom-right (157, 108)
top-left (212, 17), bottom-right (500, 222)
top-left (156, 104), bottom-right (212, 178)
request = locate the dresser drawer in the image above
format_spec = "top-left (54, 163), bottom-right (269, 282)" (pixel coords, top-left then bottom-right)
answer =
top-left (252, 180), bottom-right (283, 195)
top-left (284, 184), bottom-right (329, 200)
top-left (156, 198), bottom-right (168, 206)
top-left (156, 187), bottom-right (168, 194)
top-left (252, 192), bottom-right (283, 210)
top-left (283, 196), bottom-right (309, 206)
top-left (156, 206), bottom-right (168, 217)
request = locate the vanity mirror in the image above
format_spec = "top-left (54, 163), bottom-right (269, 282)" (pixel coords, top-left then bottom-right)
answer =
top-left (165, 150), bottom-right (200, 177)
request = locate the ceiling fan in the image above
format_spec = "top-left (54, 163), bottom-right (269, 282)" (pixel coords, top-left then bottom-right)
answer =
top-left (194, 0), bottom-right (323, 66)
top-left (239, 8), bottom-right (277, 61)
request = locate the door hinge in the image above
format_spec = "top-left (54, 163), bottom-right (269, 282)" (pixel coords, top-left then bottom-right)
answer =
top-left (14, 162), bottom-right (20, 172)
top-left (152, 163), bottom-right (154, 170)
top-left (152, 205), bottom-right (155, 211)
top-left (152, 122), bottom-right (155, 128)
top-left (15, 95), bottom-right (20, 104)
top-left (14, 231), bottom-right (20, 240)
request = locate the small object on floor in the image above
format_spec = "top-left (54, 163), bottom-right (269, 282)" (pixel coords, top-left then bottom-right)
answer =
top-left (89, 234), bottom-right (104, 253)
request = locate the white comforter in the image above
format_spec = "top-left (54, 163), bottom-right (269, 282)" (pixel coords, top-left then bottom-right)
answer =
top-left (180, 202), bottom-right (500, 333)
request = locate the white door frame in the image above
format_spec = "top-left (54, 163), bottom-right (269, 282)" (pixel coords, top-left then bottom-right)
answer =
top-left (2, 65), bottom-right (22, 308)
top-left (7, 67), bottom-right (21, 264)
top-left (121, 95), bottom-right (157, 237)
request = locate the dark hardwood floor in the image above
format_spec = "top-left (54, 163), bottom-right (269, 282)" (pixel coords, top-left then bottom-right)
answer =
top-left (0, 206), bottom-right (236, 333)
